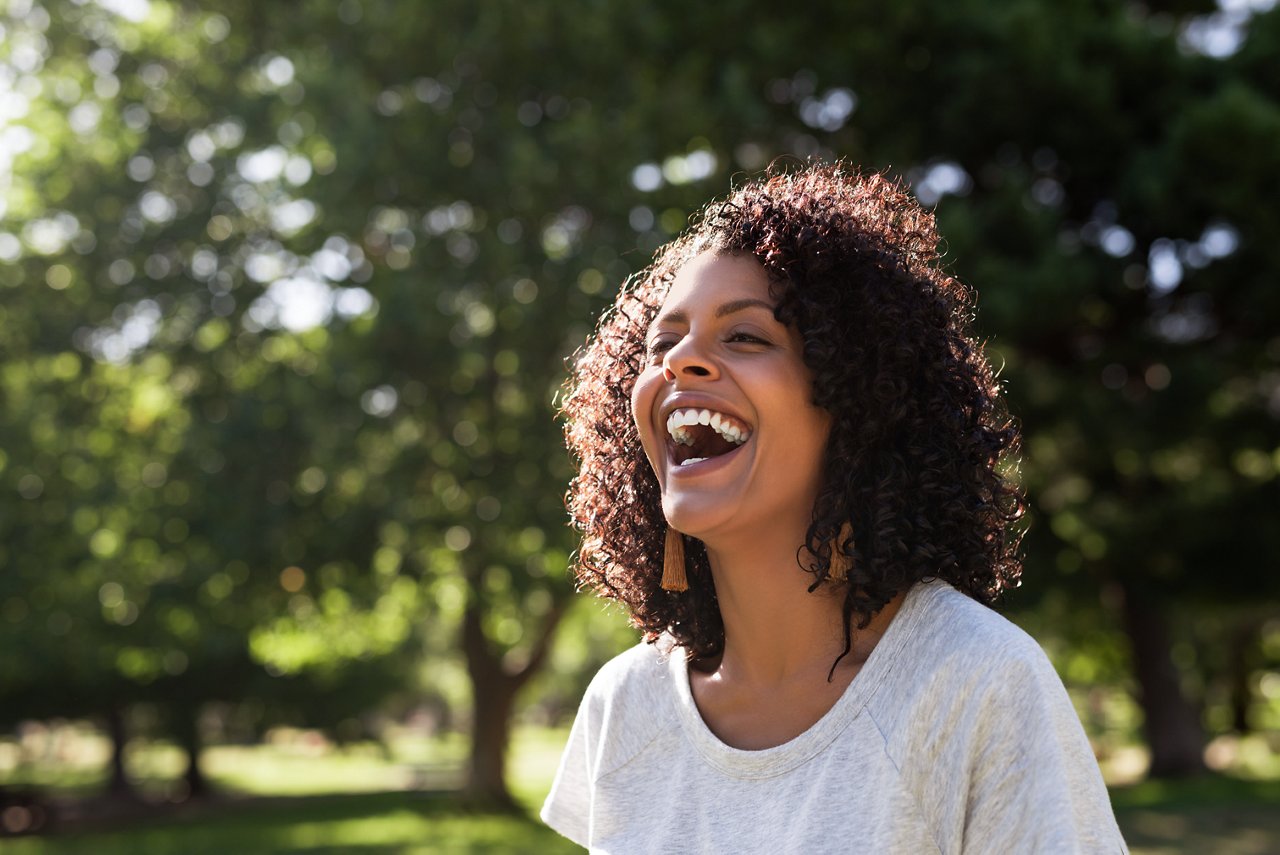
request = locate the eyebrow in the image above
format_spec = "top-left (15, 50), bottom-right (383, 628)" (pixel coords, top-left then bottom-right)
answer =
top-left (654, 298), bottom-right (777, 327)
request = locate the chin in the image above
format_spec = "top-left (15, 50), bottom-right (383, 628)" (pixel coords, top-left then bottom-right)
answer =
top-left (661, 495), bottom-right (734, 541)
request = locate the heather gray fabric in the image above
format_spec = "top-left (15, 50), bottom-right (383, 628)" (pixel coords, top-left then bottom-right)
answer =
top-left (541, 579), bottom-right (1127, 854)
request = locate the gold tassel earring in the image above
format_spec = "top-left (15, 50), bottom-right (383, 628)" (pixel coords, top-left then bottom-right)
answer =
top-left (662, 528), bottom-right (689, 592)
top-left (829, 522), bottom-right (854, 583)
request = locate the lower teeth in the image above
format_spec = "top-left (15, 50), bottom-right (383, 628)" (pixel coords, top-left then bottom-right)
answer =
top-left (680, 457), bottom-right (708, 466)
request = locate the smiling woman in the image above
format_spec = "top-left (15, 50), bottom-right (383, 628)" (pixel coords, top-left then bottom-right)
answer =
top-left (633, 253), bottom-right (833, 555)
top-left (546, 163), bottom-right (1127, 853)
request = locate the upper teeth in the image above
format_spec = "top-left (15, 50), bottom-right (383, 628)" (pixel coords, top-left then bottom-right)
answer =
top-left (665, 408), bottom-right (751, 446)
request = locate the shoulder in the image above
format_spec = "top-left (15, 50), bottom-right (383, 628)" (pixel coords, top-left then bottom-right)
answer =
top-left (872, 582), bottom-right (1125, 852)
top-left (871, 580), bottom-right (1070, 739)
top-left (903, 579), bottom-right (1055, 679)
top-left (542, 641), bottom-right (677, 845)
top-left (581, 637), bottom-right (674, 709)
top-left (573, 639), bottom-right (680, 779)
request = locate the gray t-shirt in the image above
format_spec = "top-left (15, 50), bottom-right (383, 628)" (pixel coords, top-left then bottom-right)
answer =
top-left (541, 579), bottom-right (1127, 854)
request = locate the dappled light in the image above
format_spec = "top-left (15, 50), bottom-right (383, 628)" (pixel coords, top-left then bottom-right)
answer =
top-left (0, 0), bottom-right (1278, 850)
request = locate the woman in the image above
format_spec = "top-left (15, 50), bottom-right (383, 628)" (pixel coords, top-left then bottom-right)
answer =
top-left (543, 163), bottom-right (1126, 853)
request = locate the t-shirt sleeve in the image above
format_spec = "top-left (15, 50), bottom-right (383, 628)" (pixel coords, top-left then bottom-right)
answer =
top-left (958, 648), bottom-right (1129, 855)
top-left (540, 643), bottom-right (674, 850)
top-left (540, 690), bottom-right (595, 848)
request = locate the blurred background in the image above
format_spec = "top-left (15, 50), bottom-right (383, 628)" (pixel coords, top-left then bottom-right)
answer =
top-left (0, 0), bottom-right (1278, 852)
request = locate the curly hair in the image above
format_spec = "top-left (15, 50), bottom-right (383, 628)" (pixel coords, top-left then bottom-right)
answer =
top-left (562, 161), bottom-right (1025, 666)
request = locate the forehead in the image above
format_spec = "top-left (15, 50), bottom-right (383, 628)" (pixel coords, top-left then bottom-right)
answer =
top-left (656, 252), bottom-right (775, 317)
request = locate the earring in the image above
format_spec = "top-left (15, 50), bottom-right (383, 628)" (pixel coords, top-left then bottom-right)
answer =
top-left (662, 527), bottom-right (689, 592)
top-left (829, 522), bottom-right (854, 583)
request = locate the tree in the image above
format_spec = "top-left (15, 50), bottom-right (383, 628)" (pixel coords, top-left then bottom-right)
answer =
top-left (0, 0), bottom-right (423, 796)
top-left (3, 0), bottom-right (1276, 801)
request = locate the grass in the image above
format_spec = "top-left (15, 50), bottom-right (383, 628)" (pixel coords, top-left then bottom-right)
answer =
top-left (3, 726), bottom-right (1279, 854)
top-left (0, 725), bottom-right (476, 799)
top-left (1111, 775), bottom-right (1280, 855)
top-left (2, 791), bottom-right (583, 855)
top-left (2, 726), bottom-right (580, 854)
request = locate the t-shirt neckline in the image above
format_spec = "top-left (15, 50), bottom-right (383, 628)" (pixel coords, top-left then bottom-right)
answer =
top-left (668, 578), bottom-right (944, 779)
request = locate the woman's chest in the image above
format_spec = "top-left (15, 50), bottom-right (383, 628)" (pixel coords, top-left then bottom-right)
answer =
top-left (590, 727), bottom-right (933, 854)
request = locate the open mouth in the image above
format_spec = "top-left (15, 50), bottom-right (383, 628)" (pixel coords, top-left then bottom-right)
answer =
top-left (665, 408), bottom-right (752, 467)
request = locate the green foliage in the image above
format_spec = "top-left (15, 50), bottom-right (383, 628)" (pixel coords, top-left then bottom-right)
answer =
top-left (1, 0), bottom-right (1277, 793)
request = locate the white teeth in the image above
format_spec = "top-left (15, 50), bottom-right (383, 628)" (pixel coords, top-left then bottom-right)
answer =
top-left (663, 407), bottom-right (751, 446)
top-left (680, 457), bottom-right (708, 466)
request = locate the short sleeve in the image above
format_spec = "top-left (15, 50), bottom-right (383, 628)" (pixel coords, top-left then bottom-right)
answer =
top-left (540, 694), bottom-right (594, 848)
top-left (538, 641), bottom-right (697, 850)
top-left (960, 651), bottom-right (1129, 855)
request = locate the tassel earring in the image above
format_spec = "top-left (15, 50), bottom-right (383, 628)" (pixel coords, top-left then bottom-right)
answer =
top-left (829, 522), bottom-right (854, 583)
top-left (662, 528), bottom-right (689, 592)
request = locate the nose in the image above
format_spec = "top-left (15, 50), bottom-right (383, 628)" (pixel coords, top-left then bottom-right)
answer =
top-left (661, 335), bottom-right (718, 383)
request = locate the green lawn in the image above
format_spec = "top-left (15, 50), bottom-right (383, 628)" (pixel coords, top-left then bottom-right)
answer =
top-left (2, 726), bottom-right (581, 854)
top-left (7, 780), bottom-right (1277, 855)
top-left (3, 727), bottom-right (1278, 854)
top-left (1111, 776), bottom-right (1280, 855)
top-left (3, 790), bottom-right (582, 855)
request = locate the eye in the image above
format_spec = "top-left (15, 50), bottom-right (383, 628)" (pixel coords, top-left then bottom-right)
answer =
top-left (646, 336), bottom-right (676, 359)
top-left (726, 331), bottom-right (770, 346)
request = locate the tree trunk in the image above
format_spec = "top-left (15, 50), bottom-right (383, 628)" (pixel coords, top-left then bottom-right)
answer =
top-left (1228, 618), bottom-right (1259, 735)
top-left (461, 589), bottom-right (566, 808)
top-left (1119, 582), bottom-right (1206, 778)
top-left (467, 668), bottom-right (520, 807)
top-left (175, 705), bottom-right (209, 799)
top-left (104, 706), bottom-right (134, 799)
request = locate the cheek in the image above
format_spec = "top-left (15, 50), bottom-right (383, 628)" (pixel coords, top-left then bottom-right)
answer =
top-left (782, 371), bottom-right (832, 463)
top-left (630, 368), bottom-right (664, 454)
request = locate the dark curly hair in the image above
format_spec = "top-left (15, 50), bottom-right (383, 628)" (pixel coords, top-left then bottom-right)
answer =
top-left (563, 161), bottom-right (1025, 667)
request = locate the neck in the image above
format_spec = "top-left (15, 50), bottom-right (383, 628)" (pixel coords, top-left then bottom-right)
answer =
top-left (701, 528), bottom-right (851, 686)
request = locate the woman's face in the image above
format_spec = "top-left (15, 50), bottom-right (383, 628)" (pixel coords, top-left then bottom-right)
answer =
top-left (632, 251), bottom-right (832, 545)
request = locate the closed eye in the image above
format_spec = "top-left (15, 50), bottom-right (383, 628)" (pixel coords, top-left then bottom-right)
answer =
top-left (727, 332), bottom-right (770, 346)
top-left (646, 338), bottom-right (675, 359)
top-left (646, 330), bottom-right (770, 361)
